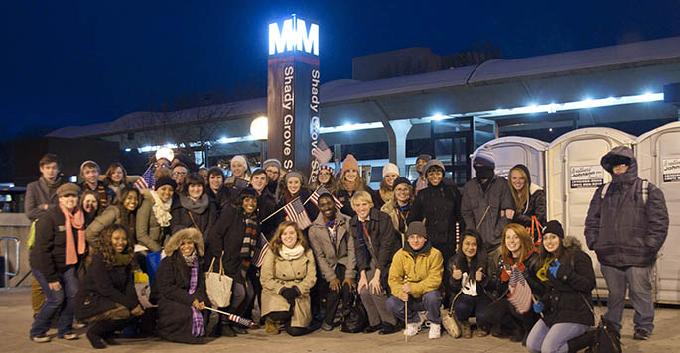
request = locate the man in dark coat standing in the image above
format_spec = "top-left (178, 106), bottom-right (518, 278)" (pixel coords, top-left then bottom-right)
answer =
top-left (585, 146), bottom-right (669, 340)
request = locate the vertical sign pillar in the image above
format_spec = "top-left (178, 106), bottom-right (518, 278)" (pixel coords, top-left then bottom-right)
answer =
top-left (267, 15), bottom-right (320, 178)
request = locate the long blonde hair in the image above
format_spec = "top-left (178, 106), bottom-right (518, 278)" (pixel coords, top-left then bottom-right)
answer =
top-left (508, 166), bottom-right (529, 213)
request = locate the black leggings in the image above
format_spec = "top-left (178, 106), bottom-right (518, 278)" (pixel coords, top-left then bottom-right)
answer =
top-left (477, 297), bottom-right (537, 333)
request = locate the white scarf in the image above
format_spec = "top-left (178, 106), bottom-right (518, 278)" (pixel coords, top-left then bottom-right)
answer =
top-left (150, 190), bottom-right (172, 227)
top-left (280, 244), bottom-right (305, 261)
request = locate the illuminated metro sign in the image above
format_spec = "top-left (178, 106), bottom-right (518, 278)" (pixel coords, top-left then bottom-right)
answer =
top-left (268, 15), bottom-right (319, 56)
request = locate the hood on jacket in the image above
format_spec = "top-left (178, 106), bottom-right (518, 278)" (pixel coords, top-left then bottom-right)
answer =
top-left (164, 228), bottom-right (204, 257)
top-left (600, 146), bottom-right (638, 183)
top-left (561, 235), bottom-right (584, 251)
top-left (511, 164), bottom-right (543, 196)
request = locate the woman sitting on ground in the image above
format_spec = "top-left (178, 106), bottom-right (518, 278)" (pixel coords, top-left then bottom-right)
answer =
top-left (76, 224), bottom-right (143, 349)
top-left (154, 228), bottom-right (210, 343)
top-left (260, 221), bottom-right (318, 336)
top-left (526, 220), bottom-right (595, 353)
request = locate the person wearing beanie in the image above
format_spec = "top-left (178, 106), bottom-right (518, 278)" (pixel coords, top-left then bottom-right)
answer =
top-left (276, 171), bottom-right (318, 224)
top-left (225, 155), bottom-right (250, 194)
top-left (585, 146), bottom-right (669, 340)
top-left (378, 163), bottom-right (400, 208)
top-left (412, 154), bottom-right (432, 195)
top-left (448, 229), bottom-right (491, 338)
top-left (461, 148), bottom-right (514, 252)
top-left (263, 159), bottom-right (282, 195)
top-left (335, 154), bottom-right (378, 217)
top-left (79, 160), bottom-right (114, 215)
top-left (135, 176), bottom-right (176, 253)
top-left (527, 219), bottom-right (596, 353)
top-left (30, 182), bottom-right (85, 342)
top-left (507, 164), bottom-right (546, 240)
top-left (206, 183), bottom-right (260, 337)
top-left (380, 176), bottom-right (415, 245)
top-left (312, 164), bottom-right (337, 194)
top-left (407, 159), bottom-right (462, 304)
top-left (386, 221), bottom-right (444, 339)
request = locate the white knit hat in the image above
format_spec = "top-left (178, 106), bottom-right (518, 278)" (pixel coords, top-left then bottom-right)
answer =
top-left (231, 155), bottom-right (247, 167)
top-left (382, 163), bottom-right (400, 178)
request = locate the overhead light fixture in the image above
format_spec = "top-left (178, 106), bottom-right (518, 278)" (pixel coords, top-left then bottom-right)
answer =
top-left (250, 116), bottom-right (269, 140)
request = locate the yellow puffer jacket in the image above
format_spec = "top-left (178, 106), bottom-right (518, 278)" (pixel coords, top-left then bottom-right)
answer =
top-left (388, 243), bottom-right (443, 298)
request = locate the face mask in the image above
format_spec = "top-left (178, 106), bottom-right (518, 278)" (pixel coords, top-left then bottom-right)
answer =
top-left (474, 166), bottom-right (495, 179)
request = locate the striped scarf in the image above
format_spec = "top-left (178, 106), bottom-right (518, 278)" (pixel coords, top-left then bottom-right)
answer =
top-left (188, 260), bottom-right (204, 337)
top-left (240, 216), bottom-right (258, 259)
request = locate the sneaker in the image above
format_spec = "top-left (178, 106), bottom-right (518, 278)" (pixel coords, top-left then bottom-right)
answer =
top-left (634, 329), bottom-right (650, 340)
top-left (31, 335), bottom-right (51, 343)
top-left (428, 323), bottom-right (441, 339)
top-left (475, 326), bottom-right (490, 337)
top-left (403, 322), bottom-right (420, 337)
top-left (60, 332), bottom-right (79, 340)
top-left (73, 321), bottom-right (87, 330)
top-left (321, 322), bottom-right (334, 331)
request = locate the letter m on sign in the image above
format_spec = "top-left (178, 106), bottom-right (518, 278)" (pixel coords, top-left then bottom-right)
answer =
top-left (269, 16), bottom-right (319, 56)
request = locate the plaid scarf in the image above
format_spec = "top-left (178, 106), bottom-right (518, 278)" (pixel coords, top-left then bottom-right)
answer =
top-left (240, 216), bottom-right (258, 259)
top-left (188, 260), bottom-right (204, 337)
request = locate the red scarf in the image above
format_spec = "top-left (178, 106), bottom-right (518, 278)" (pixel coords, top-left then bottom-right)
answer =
top-left (60, 205), bottom-right (86, 265)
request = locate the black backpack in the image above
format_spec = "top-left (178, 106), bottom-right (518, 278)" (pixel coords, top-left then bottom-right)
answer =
top-left (340, 289), bottom-right (368, 333)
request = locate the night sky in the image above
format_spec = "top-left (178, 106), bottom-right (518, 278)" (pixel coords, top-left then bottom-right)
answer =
top-left (2, 0), bottom-right (679, 138)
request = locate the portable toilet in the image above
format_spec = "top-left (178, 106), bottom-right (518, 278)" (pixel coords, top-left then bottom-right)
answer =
top-left (472, 136), bottom-right (549, 187)
top-left (546, 128), bottom-right (636, 291)
top-left (636, 121), bottom-right (680, 304)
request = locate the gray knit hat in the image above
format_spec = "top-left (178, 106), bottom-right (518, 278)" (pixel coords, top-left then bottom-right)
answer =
top-left (406, 221), bottom-right (428, 238)
top-left (263, 158), bottom-right (282, 170)
top-left (423, 159), bottom-right (445, 175)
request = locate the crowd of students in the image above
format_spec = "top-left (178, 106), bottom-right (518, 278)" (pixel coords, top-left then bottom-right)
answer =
top-left (23, 146), bottom-right (668, 352)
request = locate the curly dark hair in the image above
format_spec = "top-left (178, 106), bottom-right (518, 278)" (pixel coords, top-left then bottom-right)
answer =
top-left (97, 224), bottom-right (133, 266)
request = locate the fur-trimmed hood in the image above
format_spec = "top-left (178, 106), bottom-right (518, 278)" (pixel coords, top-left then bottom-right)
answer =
top-left (164, 228), bottom-right (204, 257)
top-left (561, 235), bottom-right (584, 251)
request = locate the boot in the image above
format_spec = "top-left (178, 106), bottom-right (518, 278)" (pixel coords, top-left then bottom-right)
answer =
top-left (86, 321), bottom-right (110, 349)
top-left (264, 318), bottom-right (281, 335)
top-left (462, 321), bottom-right (472, 338)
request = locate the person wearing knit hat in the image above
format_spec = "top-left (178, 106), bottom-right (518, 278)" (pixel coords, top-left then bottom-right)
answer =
top-left (407, 158), bottom-right (462, 307)
top-left (277, 171), bottom-right (319, 223)
top-left (413, 154), bottom-right (432, 195)
top-left (336, 154), bottom-right (373, 218)
top-left (30, 181), bottom-right (85, 342)
top-left (527, 218), bottom-right (597, 353)
top-left (386, 220), bottom-right (444, 339)
top-left (155, 176), bottom-right (177, 191)
top-left (316, 164), bottom-right (337, 192)
top-left (461, 147), bottom-right (514, 251)
top-left (380, 176), bottom-right (415, 245)
top-left (263, 158), bottom-right (282, 189)
top-left (262, 158), bottom-right (282, 171)
top-left (378, 163), bottom-right (400, 208)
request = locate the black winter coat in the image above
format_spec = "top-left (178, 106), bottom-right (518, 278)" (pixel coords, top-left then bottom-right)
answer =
top-left (511, 186), bottom-right (547, 228)
top-left (207, 186), bottom-right (231, 212)
top-left (205, 205), bottom-right (257, 282)
top-left (407, 182), bottom-right (463, 246)
top-left (257, 189), bottom-right (279, 240)
top-left (30, 207), bottom-right (79, 282)
top-left (170, 196), bottom-right (217, 238)
top-left (155, 251), bottom-right (209, 344)
top-left (277, 188), bottom-right (319, 225)
top-left (540, 248), bottom-right (596, 327)
top-left (585, 146), bottom-right (669, 267)
top-left (75, 253), bottom-right (138, 320)
top-left (350, 208), bottom-right (400, 275)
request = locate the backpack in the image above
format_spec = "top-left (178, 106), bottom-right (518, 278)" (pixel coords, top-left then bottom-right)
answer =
top-left (340, 288), bottom-right (368, 333)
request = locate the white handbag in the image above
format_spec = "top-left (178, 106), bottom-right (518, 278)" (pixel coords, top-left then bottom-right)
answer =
top-left (205, 252), bottom-right (233, 308)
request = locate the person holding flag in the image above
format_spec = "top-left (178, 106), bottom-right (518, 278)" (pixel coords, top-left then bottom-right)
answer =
top-left (308, 191), bottom-right (356, 331)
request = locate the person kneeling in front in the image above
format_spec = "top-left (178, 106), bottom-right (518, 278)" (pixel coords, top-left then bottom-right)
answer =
top-left (386, 221), bottom-right (444, 338)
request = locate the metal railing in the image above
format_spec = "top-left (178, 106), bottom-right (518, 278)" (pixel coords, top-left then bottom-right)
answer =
top-left (0, 237), bottom-right (20, 289)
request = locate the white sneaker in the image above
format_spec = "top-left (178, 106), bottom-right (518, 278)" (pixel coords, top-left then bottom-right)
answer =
top-left (428, 323), bottom-right (441, 339)
top-left (403, 322), bottom-right (420, 337)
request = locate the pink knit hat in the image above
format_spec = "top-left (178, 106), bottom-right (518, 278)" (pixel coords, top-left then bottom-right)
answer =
top-left (341, 154), bottom-right (359, 174)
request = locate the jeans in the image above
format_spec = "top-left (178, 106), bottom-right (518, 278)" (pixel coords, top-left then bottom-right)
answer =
top-left (386, 290), bottom-right (442, 324)
top-left (30, 267), bottom-right (79, 337)
top-left (453, 293), bottom-right (491, 325)
top-left (526, 319), bottom-right (589, 353)
top-left (600, 264), bottom-right (654, 333)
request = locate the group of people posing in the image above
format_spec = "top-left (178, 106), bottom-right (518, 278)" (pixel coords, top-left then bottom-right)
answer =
top-left (24, 144), bottom-right (668, 353)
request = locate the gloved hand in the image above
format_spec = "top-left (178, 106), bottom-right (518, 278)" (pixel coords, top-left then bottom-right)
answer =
top-left (279, 286), bottom-right (300, 303)
top-left (548, 259), bottom-right (561, 278)
top-left (532, 301), bottom-right (544, 314)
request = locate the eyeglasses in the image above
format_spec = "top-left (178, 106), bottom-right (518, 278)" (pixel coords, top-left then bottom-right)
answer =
top-left (173, 171), bottom-right (187, 176)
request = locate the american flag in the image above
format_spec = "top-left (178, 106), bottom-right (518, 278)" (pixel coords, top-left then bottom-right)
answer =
top-left (284, 197), bottom-right (312, 230)
top-left (204, 307), bottom-right (257, 328)
top-left (134, 164), bottom-right (156, 190)
top-left (253, 232), bottom-right (271, 268)
top-left (308, 186), bottom-right (343, 209)
top-left (507, 267), bottom-right (533, 314)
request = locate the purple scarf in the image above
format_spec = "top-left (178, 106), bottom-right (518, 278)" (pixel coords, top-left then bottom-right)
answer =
top-left (188, 260), bottom-right (204, 337)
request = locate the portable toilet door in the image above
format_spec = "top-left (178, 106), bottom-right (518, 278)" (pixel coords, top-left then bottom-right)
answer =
top-left (636, 121), bottom-right (680, 304)
top-left (472, 136), bottom-right (549, 187)
top-left (546, 128), bottom-right (636, 292)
